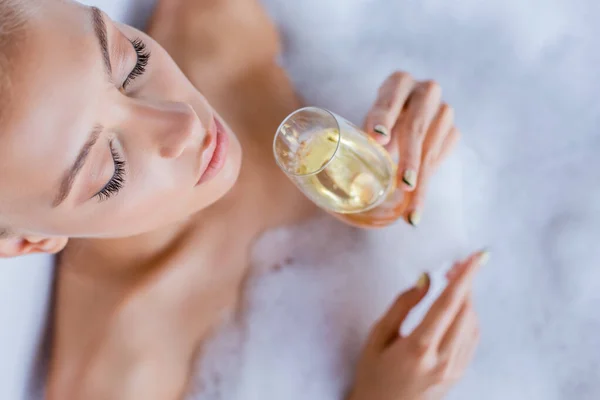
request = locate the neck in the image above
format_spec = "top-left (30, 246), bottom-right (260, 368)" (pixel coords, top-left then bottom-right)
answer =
top-left (203, 62), bottom-right (302, 143)
top-left (63, 219), bottom-right (190, 279)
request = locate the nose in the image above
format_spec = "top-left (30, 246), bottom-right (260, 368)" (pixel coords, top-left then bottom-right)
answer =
top-left (126, 99), bottom-right (202, 159)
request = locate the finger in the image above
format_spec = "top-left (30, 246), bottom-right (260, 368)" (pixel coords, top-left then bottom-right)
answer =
top-left (404, 165), bottom-right (432, 227)
top-left (368, 273), bottom-right (431, 350)
top-left (409, 251), bottom-right (487, 349)
top-left (438, 297), bottom-right (474, 357)
top-left (422, 104), bottom-right (455, 163)
top-left (395, 81), bottom-right (442, 191)
top-left (446, 249), bottom-right (489, 281)
top-left (434, 309), bottom-right (478, 385)
top-left (452, 315), bottom-right (480, 372)
top-left (432, 127), bottom-right (461, 168)
top-left (365, 72), bottom-right (415, 146)
top-left (403, 105), bottom-right (454, 226)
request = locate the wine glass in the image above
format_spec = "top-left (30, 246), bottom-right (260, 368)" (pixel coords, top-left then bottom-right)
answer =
top-left (273, 107), bottom-right (406, 228)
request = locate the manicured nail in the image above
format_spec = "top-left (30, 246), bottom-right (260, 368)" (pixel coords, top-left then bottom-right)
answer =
top-left (373, 124), bottom-right (389, 136)
top-left (408, 210), bottom-right (421, 227)
top-left (416, 273), bottom-right (430, 290)
top-left (478, 250), bottom-right (491, 266)
top-left (402, 169), bottom-right (417, 188)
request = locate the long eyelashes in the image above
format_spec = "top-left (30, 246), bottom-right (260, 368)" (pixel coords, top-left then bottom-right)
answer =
top-left (94, 39), bottom-right (147, 202)
top-left (94, 38), bottom-right (148, 201)
top-left (122, 38), bottom-right (150, 89)
top-left (95, 143), bottom-right (126, 202)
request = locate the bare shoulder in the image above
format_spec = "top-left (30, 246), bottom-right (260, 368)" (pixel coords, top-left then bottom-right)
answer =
top-left (57, 331), bottom-right (189, 400)
top-left (147, 0), bottom-right (281, 76)
top-left (46, 274), bottom-right (183, 399)
top-left (47, 240), bottom-right (243, 400)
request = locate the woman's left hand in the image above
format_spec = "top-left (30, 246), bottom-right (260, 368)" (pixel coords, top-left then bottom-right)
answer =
top-left (364, 71), bottom-right (460, 226)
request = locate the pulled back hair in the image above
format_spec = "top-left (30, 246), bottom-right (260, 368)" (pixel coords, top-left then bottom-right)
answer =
top-left (1, 0), bottom-right (37, 238)
top-left (0, 0), bottom-right (33, 122)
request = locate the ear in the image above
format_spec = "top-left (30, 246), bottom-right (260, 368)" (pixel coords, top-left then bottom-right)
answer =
top-left (0, 235), bottom-right (68, 258)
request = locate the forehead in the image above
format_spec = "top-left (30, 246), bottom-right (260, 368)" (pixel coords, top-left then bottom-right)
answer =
top-left (0, 2), bottom-right (104, 208)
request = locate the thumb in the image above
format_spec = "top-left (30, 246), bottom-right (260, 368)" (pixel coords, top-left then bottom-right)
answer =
top-left (367, 274), bottom-right (430, 350)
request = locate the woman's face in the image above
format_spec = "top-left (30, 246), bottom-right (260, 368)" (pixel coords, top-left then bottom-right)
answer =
top-left (0, 1), bottom-right (242, 239)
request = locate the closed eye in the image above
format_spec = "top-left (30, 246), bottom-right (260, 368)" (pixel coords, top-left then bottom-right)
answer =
top-left (122, 38), bottom-right (150, 89)
top-left (94, 141), bottom-right (126, 202)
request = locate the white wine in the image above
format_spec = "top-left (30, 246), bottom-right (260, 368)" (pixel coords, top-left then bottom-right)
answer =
top-left (274, 107), bottom-right (406, 228)
top-left (291, 129), bottom-right (396, 214)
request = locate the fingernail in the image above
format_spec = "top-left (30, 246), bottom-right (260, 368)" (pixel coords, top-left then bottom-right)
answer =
top-left (478, 250), bottom-right (491, 266)
top-left (416, 273), bottom-right (430, 289)
top-left (402, 169), bottom-right (417, 188)
top-left (408, 210), bottom-right (421, 227)
top-left (373, 124), bottom-right (389, 136)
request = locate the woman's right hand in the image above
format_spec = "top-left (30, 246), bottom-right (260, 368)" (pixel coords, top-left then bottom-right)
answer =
top-left (348, 251), bottom-right (488, 400)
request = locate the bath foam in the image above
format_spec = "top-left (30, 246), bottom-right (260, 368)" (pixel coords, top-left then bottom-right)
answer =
top-left (188, 150), bottom-right (467, 400)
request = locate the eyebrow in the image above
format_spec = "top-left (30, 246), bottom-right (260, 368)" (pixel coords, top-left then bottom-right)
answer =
top-left (90, 6), bottom-right (112, 77)
top-left (50, 7), bottom-right (112, 207)
top-left (53, 125), bottom-right (103, 207)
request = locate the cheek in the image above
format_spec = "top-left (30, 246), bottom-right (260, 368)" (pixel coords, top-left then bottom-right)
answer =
top-left (133, 41), bottom-right (195, 102)
top-left (116, 175), bottom-right (190, 223)
top-left (135, 59), bottom-right (188, 100)
top-left (63, 143), bottom-right (240, 237)
top-left (120, 163), bottom-right (236, 226)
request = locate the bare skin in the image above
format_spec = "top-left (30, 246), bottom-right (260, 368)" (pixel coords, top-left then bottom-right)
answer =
top-left (49, 1), bottom-right (316, 398)
top-left (349, 253), bottom-right (486, 400)
top-left (0, 0), bottom-right (477, 399)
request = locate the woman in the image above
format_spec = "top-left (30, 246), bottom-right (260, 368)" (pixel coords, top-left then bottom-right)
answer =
top-left (0, 0), bottom-right (485, 398)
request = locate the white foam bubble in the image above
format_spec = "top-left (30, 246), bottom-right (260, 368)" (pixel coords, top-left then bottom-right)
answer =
top-left (187, 0), bottom-right (600, 398)
top-left (189, 150), bottom-right (467, 399)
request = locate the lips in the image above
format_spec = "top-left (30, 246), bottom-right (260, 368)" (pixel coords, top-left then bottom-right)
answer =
top-left (195, 115), bottom-right (230, 186)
